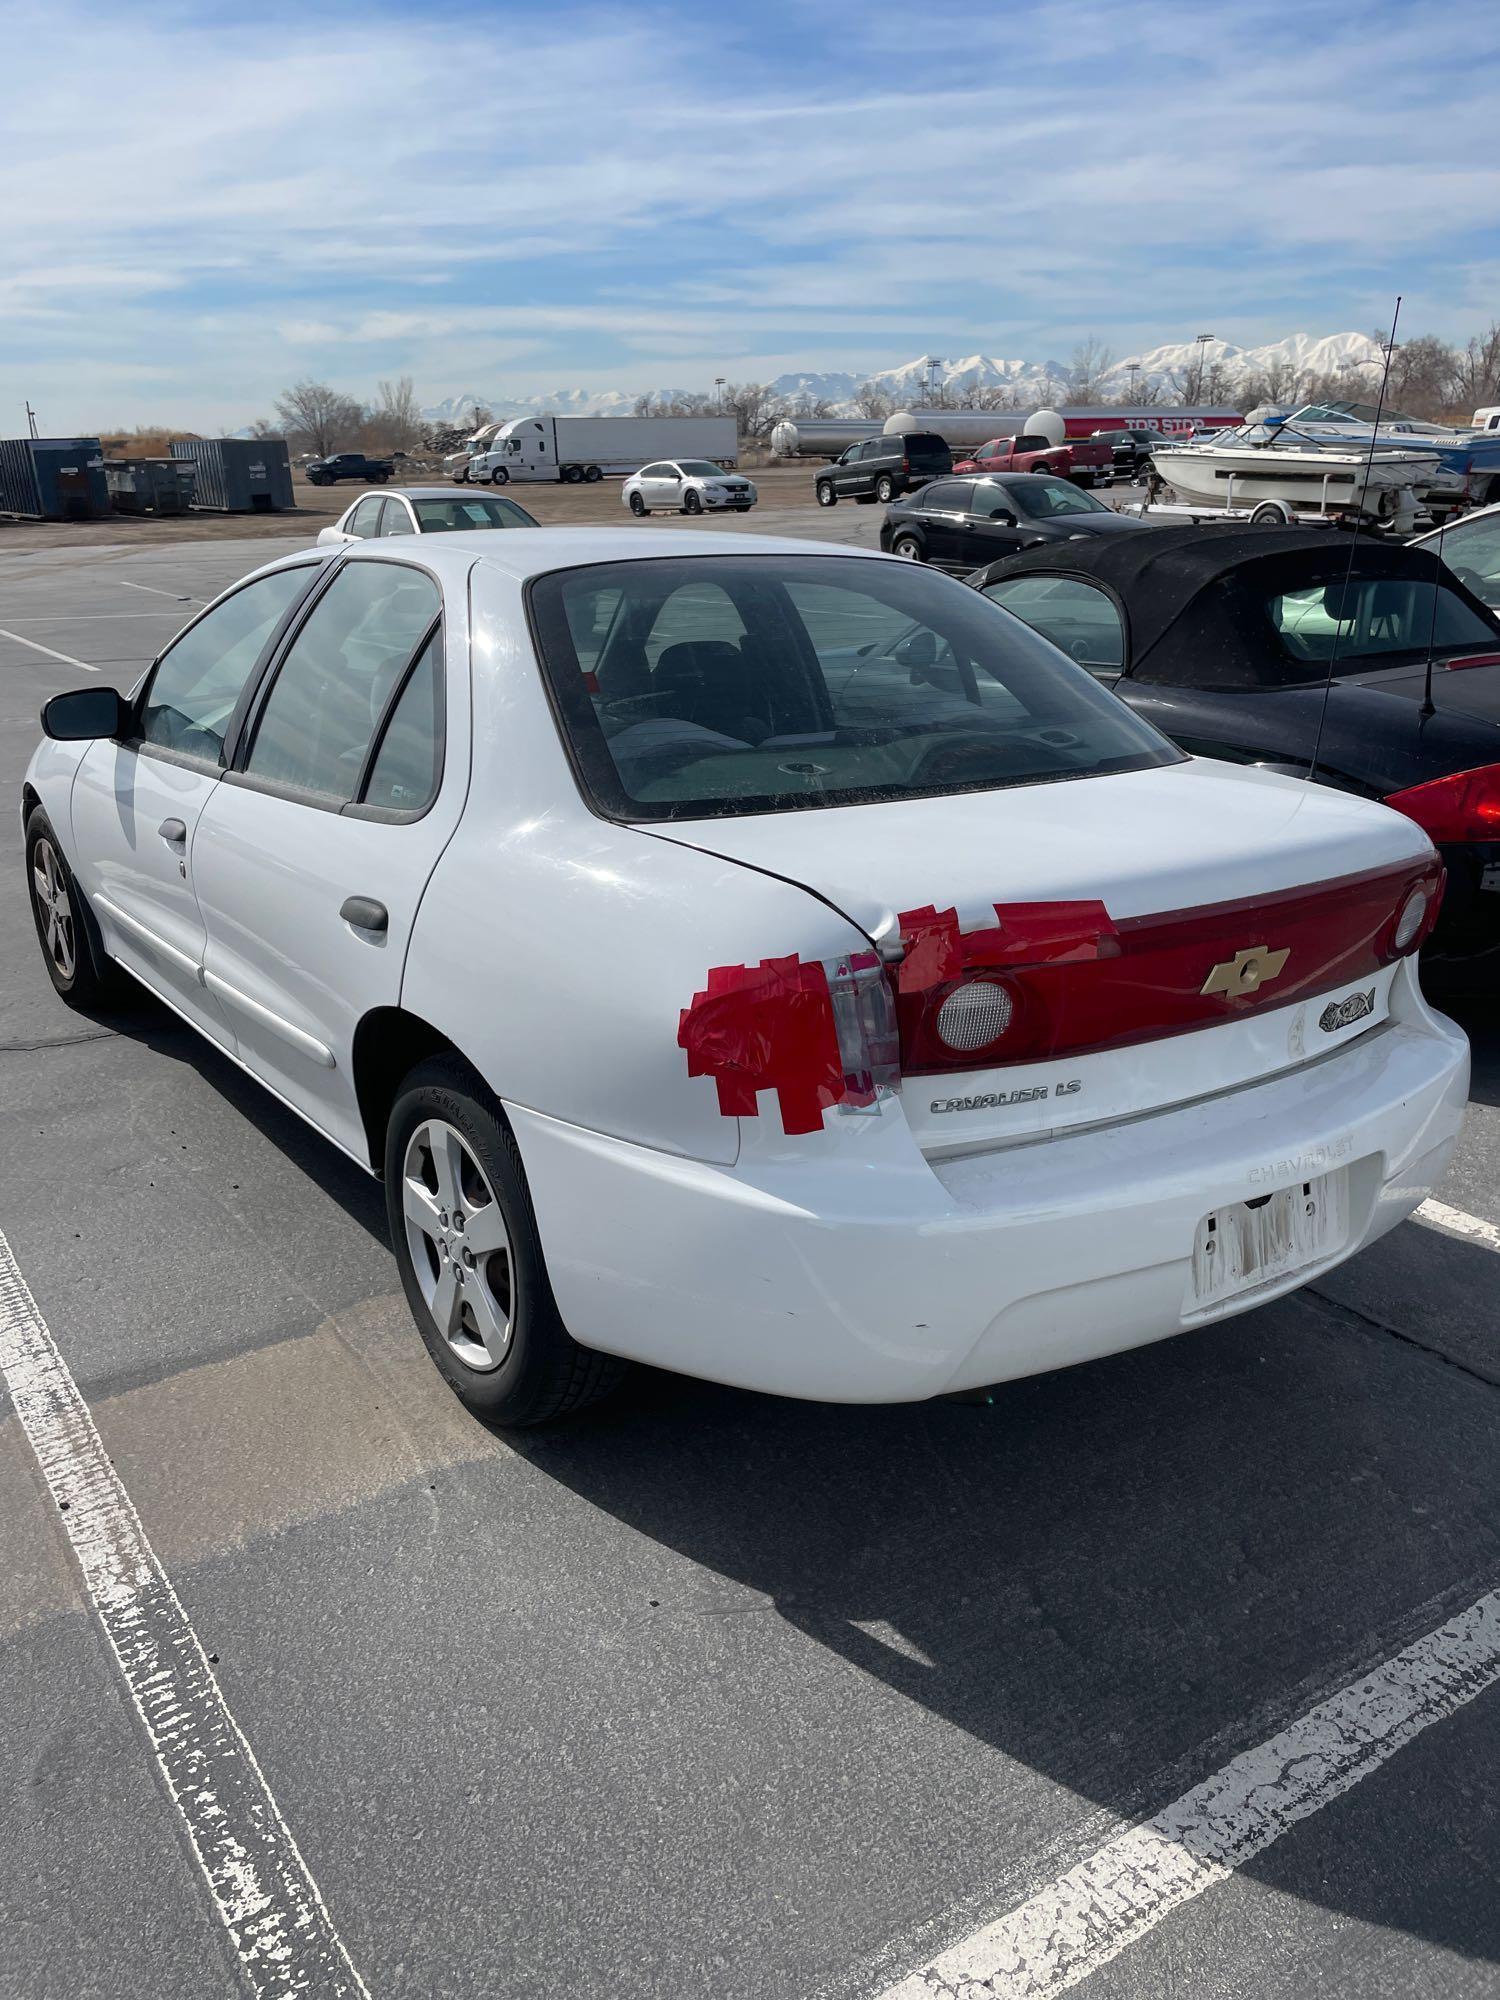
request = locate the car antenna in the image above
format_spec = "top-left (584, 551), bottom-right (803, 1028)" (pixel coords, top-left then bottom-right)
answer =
top-left (1418, 512), bottom-right (1447, 719)
top-left (1308, 297), bottom-right (1401, 786)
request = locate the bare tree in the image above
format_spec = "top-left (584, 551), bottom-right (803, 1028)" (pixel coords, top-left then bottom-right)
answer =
top-left (273, 379), bottom-right (365, 457)
top-left (1386, 335), bottom-right (1461, 418)
top-left (1459, 323), bottom-right (1500, 411)
top-left (722, 382), bottom-right (780, 440)
top-left (852, 382), bottom-right (894, 420)
top-left (368, 375), bottom-right (423, 454)
top-left (1069, 337), bottom-right (1115, 403)
top-left (968, 383), bottom-right (1024, 412)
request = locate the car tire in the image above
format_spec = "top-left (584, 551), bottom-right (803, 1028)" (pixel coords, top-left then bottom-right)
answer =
top-left (816, 482), bottom-right (837, 507)
top-left (584, 465), bottom-right (603, 483)
top-left (684, 490), bottom-right (703, 515)
top-left (1250, 500), bottom-right (1291, 526)
top-left (628, 492), bottom-right (647, 516)
top-left (453, 467), bottom-right (469, 485)
top-left (489, 467), bottom-right (509, 486)
top-left (561, 465), bottom-right (583, 485)
top-left (25, 808), bottom-right (122, 1009)
top-left (385, 1054), bottom-right (625, 1427)
top-left (892, 534), bottom-right (924, 560)
top-left (875, 474), bottom-right (895, 504)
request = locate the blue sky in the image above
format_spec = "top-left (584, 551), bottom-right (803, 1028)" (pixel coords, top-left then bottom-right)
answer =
top-left (3, 0), bottom-right (1498, 428)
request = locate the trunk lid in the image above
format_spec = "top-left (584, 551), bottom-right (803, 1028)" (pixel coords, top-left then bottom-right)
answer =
top-left (655, 758), bottom-right (1437, 1151)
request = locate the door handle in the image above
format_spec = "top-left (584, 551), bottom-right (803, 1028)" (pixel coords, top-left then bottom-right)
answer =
top-left (158, 817), bottom-right (187, 844)
top-left (340, 895), bottom-right (388, 934)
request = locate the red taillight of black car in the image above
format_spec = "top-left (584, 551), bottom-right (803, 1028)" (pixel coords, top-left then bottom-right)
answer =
top-left (1385, 762), bottom-right (1500, 842)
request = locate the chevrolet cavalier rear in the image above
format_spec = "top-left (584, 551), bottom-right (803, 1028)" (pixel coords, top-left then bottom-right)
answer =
top-left (404, 539), bottom-right (1467, 1413)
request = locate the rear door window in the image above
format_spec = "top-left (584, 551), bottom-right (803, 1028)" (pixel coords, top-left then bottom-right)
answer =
top-left (1434, 514), bottom-right (1500, 608)
top-left (242, 562), bottom-right (440, 802)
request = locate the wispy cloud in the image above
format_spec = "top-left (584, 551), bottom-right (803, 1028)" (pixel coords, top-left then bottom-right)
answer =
top-left (3, 0), bottom-right (1497, 426)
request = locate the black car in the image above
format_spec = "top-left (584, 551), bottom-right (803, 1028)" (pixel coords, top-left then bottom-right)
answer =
top-left (880, 473), bottom-right (1151, 570)
top-left (969, 525), bottom-right (1500, 970)
top-left (1091, 426), bottom-right (1172, 480)
top-left (815, 432), bottom-right (950, 507)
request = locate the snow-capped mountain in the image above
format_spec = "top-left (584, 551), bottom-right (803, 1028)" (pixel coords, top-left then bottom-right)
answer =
top-left (420, 333), bottom-right (1384, 423)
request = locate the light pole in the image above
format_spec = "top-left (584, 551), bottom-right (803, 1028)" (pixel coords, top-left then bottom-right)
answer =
top-left (1193, 332), bottom-right (1215, 403)
top-left (714, 376), bottom-right (726, 412)
top-left (1127, 362), bottom-right (1140, 403)
top-left (927, 357), bottom-right (945, 407)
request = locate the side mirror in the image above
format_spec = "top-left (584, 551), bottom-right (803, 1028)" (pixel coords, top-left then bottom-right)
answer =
top-left (895, 631), bottom-right (938, 672)
top-left (996, 510), bottom-right (1018, 527)
top-left (316, 525), bottom-right (346, 546)
top-left (41, 686), bottom-right (130, 741)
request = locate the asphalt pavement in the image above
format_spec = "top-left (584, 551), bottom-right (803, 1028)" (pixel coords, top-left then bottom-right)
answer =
top-left (2, 525), bottom-right (1499, 2000)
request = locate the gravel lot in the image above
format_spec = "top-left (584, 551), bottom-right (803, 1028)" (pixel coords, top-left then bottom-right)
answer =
top-left (2, 523), bottom-right (1498, 2000)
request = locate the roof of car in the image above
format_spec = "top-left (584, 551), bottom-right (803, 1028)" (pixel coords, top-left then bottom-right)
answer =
top-left (1411, 498), bottom-right (1500, 546)
top-left (970, 524), bottom-right (1486, 690)
top-left (266, 527), bottom-right (893, 589)
top-left (363, 485), bottom-right (507, 502)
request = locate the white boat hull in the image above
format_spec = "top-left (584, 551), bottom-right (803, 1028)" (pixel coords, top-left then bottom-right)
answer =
top-left (1152, 443), bottom-right (1440, 518)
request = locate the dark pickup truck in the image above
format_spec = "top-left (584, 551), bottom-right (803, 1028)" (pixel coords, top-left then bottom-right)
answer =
top-left (304, 452), bottom-right (394, 486)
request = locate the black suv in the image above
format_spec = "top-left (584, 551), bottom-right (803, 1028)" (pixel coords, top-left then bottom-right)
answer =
top-left (815, 432), bottom-right (951, 506)
top-left (1091, 427), bottom-right (1167, 481)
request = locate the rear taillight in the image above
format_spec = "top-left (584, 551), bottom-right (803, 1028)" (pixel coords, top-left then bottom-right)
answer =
top-left (1444, 652), bottom-right (1500, 671)
top-left (678, 949), bottom-right (898, 1136)
top-left (1384, 763), bottom-right (1500, 842)
top-left (901, 458), bottom-right (910, 474)
top-left (890, 862), bottom-right (1442, 1077)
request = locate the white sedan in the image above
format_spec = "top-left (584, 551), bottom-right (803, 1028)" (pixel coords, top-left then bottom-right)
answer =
top-left (319, 484), bottom-right (538, 544)
top-left (23, 530), bottom-right (1466, 1426)
top-left (623, 460), bottom-right (757, 516)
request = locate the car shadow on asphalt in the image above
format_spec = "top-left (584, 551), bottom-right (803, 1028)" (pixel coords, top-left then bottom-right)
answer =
top-left (515, 1276), bottom-right (1500, 1970)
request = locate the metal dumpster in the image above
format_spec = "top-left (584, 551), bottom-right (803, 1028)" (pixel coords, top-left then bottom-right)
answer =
top-left (170, 437), bottom-right (294, 511)
top-left (0, 437), bottom-right (109, 519)
top-left (105, 458), bottom-right (198, 516)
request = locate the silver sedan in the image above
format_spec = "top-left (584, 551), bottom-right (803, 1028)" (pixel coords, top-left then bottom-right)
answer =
top-left (319, 485), bottom-right (538, 545)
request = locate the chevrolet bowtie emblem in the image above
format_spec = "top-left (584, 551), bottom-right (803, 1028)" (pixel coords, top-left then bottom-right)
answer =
top-left (1201, 944), bottom-right (1291, 999)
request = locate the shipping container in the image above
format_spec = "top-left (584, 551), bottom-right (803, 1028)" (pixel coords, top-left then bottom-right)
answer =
top-left (105, 458), bottom-right (198, 516)
top-left (0, 437), bottom-right (109, 519)
top-left (169, 437), bottom-right (294, 511)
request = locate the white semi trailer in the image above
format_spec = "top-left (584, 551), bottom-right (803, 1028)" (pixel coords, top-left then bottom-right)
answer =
top-left (467, 414), bottom-right (737, 485)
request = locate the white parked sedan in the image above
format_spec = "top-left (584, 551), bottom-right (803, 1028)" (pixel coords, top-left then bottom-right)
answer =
top-left (623, 460), bottom-right (757, 516)
top-left (23, 530), bottom-right (1467, 1426)
top-left (318, 485), bottom-right (538, 544)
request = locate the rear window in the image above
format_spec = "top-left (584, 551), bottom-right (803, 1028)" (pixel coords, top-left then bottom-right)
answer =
top-left (982, 576), bottom-right (1125, 676)
top-left (903, 434), bottom-right (952, 467)
top-left (412, 495), bottom-right (536, 531)
top-left (528, 555), bottom-right (1179, 821)
top-left (1268, 577), bottom-right (1497, 672)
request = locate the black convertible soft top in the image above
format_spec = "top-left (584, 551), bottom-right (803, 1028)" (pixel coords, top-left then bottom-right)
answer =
top-left (970, 524), bottom-right (1481, 689)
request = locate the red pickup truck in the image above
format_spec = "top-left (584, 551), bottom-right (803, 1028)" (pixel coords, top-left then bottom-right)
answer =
top-left (952, 432), bottom-right (1114, 487)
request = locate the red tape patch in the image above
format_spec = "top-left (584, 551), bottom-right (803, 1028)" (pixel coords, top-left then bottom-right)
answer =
top-left (678, 955), bottom-right (845, 1136)
top-left (896, 900), bottom-right (1118, 990)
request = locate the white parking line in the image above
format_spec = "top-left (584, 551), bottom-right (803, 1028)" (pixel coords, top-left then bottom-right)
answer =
top-left (0, 628), bottom-right (97, 672)
top-left (0, 1229), bottom-right (371, 1998)
top-left (117, 579), bottom-right (200, 602)
top-left (1417, 1197), bottom-right (1500, 1253)
top-left (877, 1588), bottom-right (1500, 2000)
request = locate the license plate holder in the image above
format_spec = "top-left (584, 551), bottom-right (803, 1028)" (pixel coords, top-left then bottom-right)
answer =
top-left (1190, 1169), bottom-right (1350, 1310)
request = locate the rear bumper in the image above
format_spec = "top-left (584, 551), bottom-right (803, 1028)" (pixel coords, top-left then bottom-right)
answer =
top-left (509, 997), bottom-right (1468, 1405)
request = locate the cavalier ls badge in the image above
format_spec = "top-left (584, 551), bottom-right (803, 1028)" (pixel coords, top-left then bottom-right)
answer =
top-left (1200, 944), bottom-right (1290, 1000)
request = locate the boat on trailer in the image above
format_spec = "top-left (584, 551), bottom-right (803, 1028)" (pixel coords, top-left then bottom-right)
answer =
top-left (1146, 417), bottom-right (1442, 528)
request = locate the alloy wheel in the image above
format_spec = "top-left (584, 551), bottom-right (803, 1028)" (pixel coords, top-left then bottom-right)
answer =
top-left (31, 837), bottom-right (76, 981)
top-left (401, 1118), bottom-right (515, 1371)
